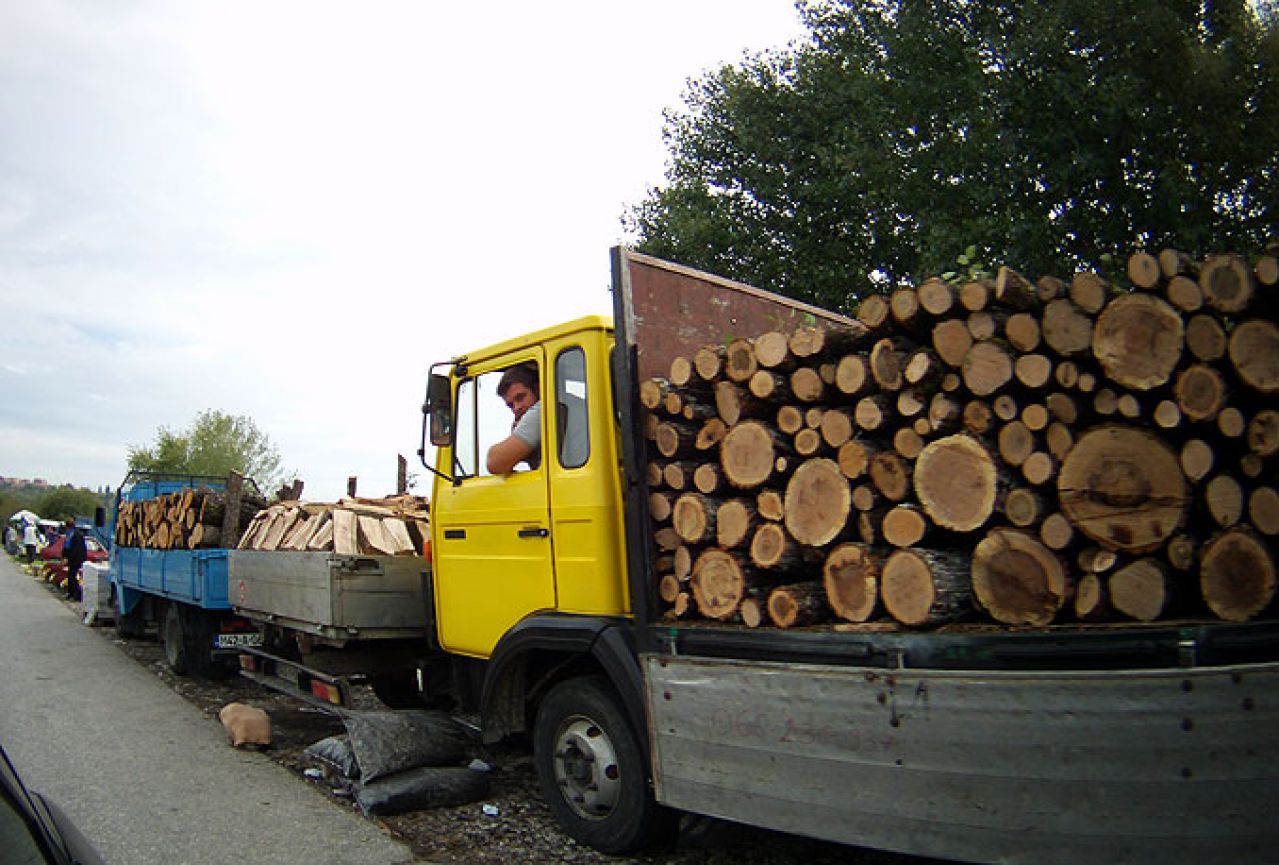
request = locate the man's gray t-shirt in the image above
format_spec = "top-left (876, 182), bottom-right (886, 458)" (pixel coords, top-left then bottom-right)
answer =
top-left (513, 401), bottom-right (542, 468)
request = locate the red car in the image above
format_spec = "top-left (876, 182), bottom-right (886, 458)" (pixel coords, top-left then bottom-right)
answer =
top-left (40, 535), bottom-right (108, 562)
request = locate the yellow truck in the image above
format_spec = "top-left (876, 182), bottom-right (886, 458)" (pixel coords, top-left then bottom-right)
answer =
top-left (238, 248), bottom-right (1279, 863)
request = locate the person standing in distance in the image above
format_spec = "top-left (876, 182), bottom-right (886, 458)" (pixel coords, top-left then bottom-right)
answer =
top-left (486, 363), bottom-right (541, 474)
top-left (22, 521), bottom-right (39, 566)
top-left (62, 518), bottom-right (87, 601)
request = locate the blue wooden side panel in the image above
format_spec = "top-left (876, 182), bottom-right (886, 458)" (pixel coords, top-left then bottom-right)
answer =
top-left (110, 548), bottom-right (230, 611)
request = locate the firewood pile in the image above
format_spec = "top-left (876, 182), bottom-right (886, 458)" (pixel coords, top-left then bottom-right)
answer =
top-left (114, 486), bottom-right (266, 550)
top-left (236, 495), bottom-right (430, 557)
top-left (643, 246), bottom-right (1279, 630)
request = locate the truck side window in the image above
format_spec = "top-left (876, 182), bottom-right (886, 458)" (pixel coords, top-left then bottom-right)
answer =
top-left (454, 377), bottom-right (478, 477)
top-left (556, 347), bottom-right (590, 469)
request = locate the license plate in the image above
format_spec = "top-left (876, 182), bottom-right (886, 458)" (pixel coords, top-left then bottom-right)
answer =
top-left (214, 632), bottom-right (264, 649)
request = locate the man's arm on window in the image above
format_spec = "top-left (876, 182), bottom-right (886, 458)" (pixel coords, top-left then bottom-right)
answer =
top-left (487, 435), bottom-right (535, 474)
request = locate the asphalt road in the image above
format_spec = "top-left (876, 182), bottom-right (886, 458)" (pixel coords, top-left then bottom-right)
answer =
top-left (0, 555), bottom-right (418, 865)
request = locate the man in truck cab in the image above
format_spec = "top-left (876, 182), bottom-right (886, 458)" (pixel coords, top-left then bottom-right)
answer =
top-left (486, 362), bottom-right (541, 473)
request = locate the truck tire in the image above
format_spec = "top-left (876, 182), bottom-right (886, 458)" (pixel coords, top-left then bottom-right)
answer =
top-left (163, 603), bottom-right (214, 677)
top-left (533, 675), bottom-right (676, 854)
top-left (112, 588), bottom-right (147, 640)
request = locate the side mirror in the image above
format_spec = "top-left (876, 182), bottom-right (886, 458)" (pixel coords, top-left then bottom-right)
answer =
top-left (425, 373), bottom-right (453, 447)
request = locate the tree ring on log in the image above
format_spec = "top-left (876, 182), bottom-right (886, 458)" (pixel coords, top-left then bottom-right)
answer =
top-left (1228, 319), bottom-right (1279, 394)
top-left (912, 434), bottom-right (998, 532)
top-left (1199, 528), bottom-right (1277, 622)
top-left (1091, 294), bottom-right (1184, 391)
top-left (783, 458), bottom-right (851, 547)
top-left (1057, 425), bottom-right (1188, 553)
top-left (720, 420), bottom-right (776, 489)
top-left (971, 529), bottom-right (1068, 626)
top-left (690, 548), bottom-right (746, 620)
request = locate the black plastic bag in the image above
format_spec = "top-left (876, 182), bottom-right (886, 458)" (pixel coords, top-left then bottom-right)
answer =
top-left (341, 710), bottom-right (469, 783)
top-left (355, 766), bottom-right (491, 816)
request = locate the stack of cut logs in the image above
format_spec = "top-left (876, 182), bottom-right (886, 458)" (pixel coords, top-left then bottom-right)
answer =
top-left (644, 246), bottom-right (1279, 630)
top-left (236, 495), bottom-right (430, 557)
top-left (114, 486), bottom-right (266, 550)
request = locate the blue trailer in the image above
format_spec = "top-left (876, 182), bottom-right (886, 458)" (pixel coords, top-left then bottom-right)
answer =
top-left (101, 472), bottom-right (262, 675)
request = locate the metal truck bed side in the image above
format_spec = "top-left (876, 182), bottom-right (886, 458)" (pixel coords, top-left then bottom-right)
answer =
top-left (644, 653), bottom-right (1279, 864)
top-left (228, 550), bottom-right (432, 642)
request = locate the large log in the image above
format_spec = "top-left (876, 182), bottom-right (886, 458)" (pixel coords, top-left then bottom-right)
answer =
top-left (913, 434), bottom-right (999, 532)
top-left (1057, 425), bottom-right (1189, 553)
top-left (1091, 294), bottom-right (1184, 390)
top-left (1199, 527), bottom-right (1277, 622)
top-left (971, 529), bottom-right (1070, 626)
top-left (822, 543), bottom-right (881, 623)
top-left (721, 420), bottom-right (784, 489)
top-left (690, 548), bottom-right (750, 620)
top-left (881, 548), bottom-right (973, 626)
top-left (1199, 254), bottom-right (1255, 313)
top-left (783, 458), bottom-right (852, 547)
top-left (672, 493), bottom-right (718, 544)
top-left (1040, 298), bottom-right (1094, 357)
top-left (1228, 319), bottom-right (1279, 394)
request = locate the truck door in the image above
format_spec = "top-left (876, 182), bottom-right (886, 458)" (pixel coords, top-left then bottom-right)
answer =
top-left (433, 353), bottom-right (556, 658)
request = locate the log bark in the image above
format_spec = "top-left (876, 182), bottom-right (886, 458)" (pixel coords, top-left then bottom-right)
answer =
top-left (913, 434), bottom-right (999, 532)
top-left (783, 458), bottom-right (852, 547)
top-left (1057, 425), bottom-right (1189, 553)
top-left (822, 543), bottom-right (881, 623)
top-left (972, 529), bottom-right (1070, 626)
top-left (881, 548), bottom-right (973, 626)
top-left (1199, 527), bottom-right (1277, 622)
top-left (767, 581), bottom-right (827, 629)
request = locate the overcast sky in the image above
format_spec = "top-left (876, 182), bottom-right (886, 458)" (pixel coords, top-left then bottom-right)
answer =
top-left (0, 1), bottom-right (808, 500)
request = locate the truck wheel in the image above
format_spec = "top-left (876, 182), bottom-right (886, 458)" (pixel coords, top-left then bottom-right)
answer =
top-left (533, 676), bottom-right (675, 853)
top-left (163, 603), bottom-right (191, 675)
top-left (163, 604), bottom-right (214, 677)
top-left (113, 588), bottom-right (147, 639)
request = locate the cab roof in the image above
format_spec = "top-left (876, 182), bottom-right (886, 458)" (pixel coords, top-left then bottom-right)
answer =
top-left (454, 315), bottom-right (614, 367)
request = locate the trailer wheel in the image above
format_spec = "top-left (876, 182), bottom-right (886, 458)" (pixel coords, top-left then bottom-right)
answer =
top-left (112, 588), bottom-right (146, 639)
top-left (533, 676), bottom-right (675, 853)
top-left (163, 604), bottom-right (214, 677)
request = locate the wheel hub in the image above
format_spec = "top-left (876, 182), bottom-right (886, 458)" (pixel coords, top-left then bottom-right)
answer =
top-left (553, 715), bottom-right (622, 820)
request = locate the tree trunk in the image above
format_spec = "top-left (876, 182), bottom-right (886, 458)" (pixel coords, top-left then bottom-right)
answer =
top-left (1228, 319), bottom-right (1279, 394)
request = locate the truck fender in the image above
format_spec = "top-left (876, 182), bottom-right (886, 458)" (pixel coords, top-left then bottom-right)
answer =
top-left (480, 614), bottom-right (644, 753)
top-left (112, 581), bottom-right (146, 617)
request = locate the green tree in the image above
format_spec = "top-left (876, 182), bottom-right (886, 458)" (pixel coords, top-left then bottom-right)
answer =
top-left (627, 0), bottom-right (1279, 310)
top-left (37, 486), bottom-right (107, 522)
top-left (128, 410), bottom-right (289, 491)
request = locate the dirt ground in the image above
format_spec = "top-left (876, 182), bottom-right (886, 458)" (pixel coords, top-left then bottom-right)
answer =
top-left (61, 585), bottom-right (934, 865)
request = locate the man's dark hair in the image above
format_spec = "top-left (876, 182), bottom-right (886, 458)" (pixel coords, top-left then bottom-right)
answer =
top-left (497, 363), bottom-right (539, 398)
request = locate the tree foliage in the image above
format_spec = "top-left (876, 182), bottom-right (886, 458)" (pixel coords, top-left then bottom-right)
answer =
top-left (127, 410), bottom-right (288, 490)
top-left (627, 0), bottom-right (1279, 311)
top-left (1, 484), bottom-right (108, 525)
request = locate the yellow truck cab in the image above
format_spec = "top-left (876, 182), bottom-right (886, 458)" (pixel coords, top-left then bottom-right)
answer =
top-left (427, 316), bottom-right (630, 659)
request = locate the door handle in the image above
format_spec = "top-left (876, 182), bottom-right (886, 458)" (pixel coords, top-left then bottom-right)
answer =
top-left (517, 527), bottom-right (549, 538)
top-left (444, 529), bottom-right (466, 540)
